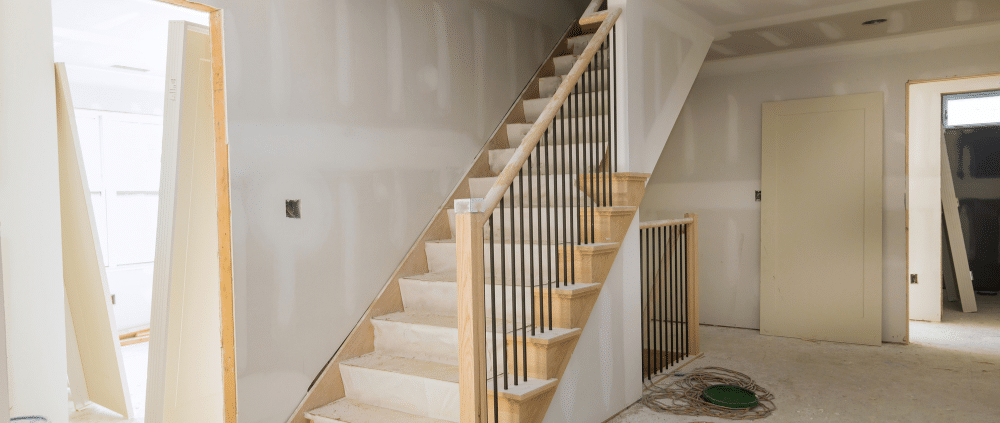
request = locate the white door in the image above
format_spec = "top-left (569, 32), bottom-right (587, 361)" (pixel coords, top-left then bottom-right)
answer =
top-left (145, 21), bottom-right (222, 423)
top-left (761, 92), bottom-right (883, 346)
top-left (56, 63), bottom-right (134, 417)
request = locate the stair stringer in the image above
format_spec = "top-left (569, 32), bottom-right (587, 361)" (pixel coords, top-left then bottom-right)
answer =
top-left (283, 27), bottom-right (583, 423)
top-left (493, 174), bottom-right (649, 423)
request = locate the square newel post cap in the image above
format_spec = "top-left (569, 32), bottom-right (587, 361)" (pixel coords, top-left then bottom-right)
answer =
top-left (454, 198), bottom-right (485, 214)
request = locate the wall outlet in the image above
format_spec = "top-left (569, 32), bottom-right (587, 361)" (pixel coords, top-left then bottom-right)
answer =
top-left (286, 200), bottom-right (301, 218)
top-left (910, 274), bottom-right (918, 284)
top-left (755, 190), bottom-right (761, 201)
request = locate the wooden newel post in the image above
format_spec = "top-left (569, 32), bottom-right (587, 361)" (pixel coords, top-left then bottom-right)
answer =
top-left (455, 199), bottom-right (487, 423)
top-left (684, 213), bottom-right (700, 354)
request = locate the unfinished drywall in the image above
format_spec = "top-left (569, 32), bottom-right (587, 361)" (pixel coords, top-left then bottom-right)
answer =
top-left (196, 0), bottom-right (588, 421)
top-left (0, 2), bottom-right (69, 422)
top-left (541, 1), bottom-right (713, 421)
top-left (640, 38), bottom-right (1000, 343)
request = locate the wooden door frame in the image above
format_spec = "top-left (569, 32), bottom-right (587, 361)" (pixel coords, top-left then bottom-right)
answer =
top-left (150, 1), bottom-right (235, 421)
top-left (905, 72), bottom-right (1000, 342)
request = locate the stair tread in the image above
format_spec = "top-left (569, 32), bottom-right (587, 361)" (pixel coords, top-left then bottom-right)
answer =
top-left (401, 271), bottom-right (603, 292)
top-left (306, 398), bottom-right (449, 423)
top-left (342, 353), bottom-right (460, 383)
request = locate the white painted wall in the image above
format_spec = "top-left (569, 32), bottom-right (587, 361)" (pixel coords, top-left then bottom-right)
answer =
top-left (542, 1), bottom-right (713, 421)
top-left (0, 1), bottom-right (70, 422)
top-left (195, 0), bottom-right (590, 421)
top-left (640, 37), bottom-right (1000, 343)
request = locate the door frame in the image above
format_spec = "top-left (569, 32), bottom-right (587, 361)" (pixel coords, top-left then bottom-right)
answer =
top-left (144, 0), bottom-right (235, 419)
top-left (905, 73), bottom-right (1000, 339)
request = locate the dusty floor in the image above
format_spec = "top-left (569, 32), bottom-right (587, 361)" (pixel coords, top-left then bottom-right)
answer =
top-left (68, 342), bottom-right (147, 423)
top-left (609, 294), bottom-right (1000, 423)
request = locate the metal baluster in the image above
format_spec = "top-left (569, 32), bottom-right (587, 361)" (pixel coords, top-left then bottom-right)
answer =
top-left (518, 170), bottom-right (527, 382)
top-left (509, 180), bottom-right (519, 385)
top-left (489, 216), bottom-right (499, 420)
top-left (612, 27), bottom-right (618, 177)
top-left (604, 37), bottom-right (612, 206)
top-left (499, 197), bottom-right (508, 389)
top-left (537, 133), bottom-right (545, 333)
top-left (561, 99), bottom-right (570, 287)
top-left (528, 155), bottom-right (536, 336)
top-left (682, 224), bottom-right (688, 359)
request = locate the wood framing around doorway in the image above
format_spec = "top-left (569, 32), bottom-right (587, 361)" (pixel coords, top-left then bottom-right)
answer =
top-left (905, 73), bottom-right (1000, 342)
top-left (150, 1), bottom-right (235, 421)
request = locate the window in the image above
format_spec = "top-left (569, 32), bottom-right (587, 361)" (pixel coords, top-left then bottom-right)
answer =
top-left (943, 90), bottom-right (1000, 128)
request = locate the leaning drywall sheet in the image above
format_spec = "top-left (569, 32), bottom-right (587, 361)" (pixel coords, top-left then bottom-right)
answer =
top-left (941, 142), bottom-right (977, 312)
top-left (56, 63), bottom-right (133, 417)
top-left (146, 21), bottom-right (223, 423)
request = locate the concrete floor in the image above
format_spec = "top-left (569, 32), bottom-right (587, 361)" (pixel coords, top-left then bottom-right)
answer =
top-left (610, 294), bottom-right (1000, 423)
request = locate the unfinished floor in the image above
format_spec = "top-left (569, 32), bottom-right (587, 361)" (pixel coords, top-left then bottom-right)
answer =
top-left (610, 294), bottom-right (1000, 423)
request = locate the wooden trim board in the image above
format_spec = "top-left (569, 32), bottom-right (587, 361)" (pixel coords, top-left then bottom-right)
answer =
top-left (940, 142), bottom-right (976, 312)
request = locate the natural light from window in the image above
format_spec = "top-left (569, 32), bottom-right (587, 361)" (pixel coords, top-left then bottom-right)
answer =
top-left (944, 90), bottom-right (1000, 127)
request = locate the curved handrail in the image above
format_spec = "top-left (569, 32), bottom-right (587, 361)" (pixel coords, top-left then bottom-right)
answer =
top-left (579, 0), bottom-right (609, 26)
top-left (478, 7), bottom-right (621, 215)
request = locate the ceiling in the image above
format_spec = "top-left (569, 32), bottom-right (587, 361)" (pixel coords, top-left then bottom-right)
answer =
top-left (676, 0), bottom-right (868, 27)
top-left (684, 0), bottom-right (1000, 61)
top-left (52, 0), bottom-right (209, 84)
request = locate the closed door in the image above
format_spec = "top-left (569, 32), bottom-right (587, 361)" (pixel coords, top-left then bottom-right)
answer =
top-left (761, 92), bottom-right (883, 346)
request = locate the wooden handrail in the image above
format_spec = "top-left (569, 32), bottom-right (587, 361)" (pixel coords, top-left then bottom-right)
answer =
top-left (478, 7), bottom-right (621, 215)
top-left (580, 0), bottom-right (605, 20)
top-left (640, 218), bottom-right (694, 229)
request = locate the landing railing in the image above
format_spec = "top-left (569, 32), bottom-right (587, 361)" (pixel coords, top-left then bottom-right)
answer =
top-left (454, 1), bottom-right (621, 421)
top-left (640, 215), bottom-right (700, 381)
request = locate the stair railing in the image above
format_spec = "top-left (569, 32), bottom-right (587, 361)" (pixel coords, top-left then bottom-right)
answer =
top-left (639, 214), bottom-right (700, 382)
top-left (455, 2), bottom-right (622, 422)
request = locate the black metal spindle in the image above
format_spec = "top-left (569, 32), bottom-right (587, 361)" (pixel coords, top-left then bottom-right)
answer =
top-left (499, 197), bottom-right (508, 389)
top-left (612, 27), bottom-right (618, 176)
top-left (536, 138), bottom-right (545, 334)
top-left (489, 216), bottom-right (499, 420)
top-left (589, 58), bottom-right (596, 241)
top-left (545, 126), bottom-right (554, 331)
top-left (672, 226), bottom-right (678, 366)
top-left (509, 180), bottom-right (519, 385)
top-left (552, 109), bottom-right (561, 290)
top-left (604, 38), bottom-right (612, 206)
top-left (569, 78), bottom-right (578, 286)
top-left (528, 156), bottom-right (536, 337)
top-left (682, 224), bottom-right (688, 358)
top-left (598, 38), bottom-right (606, 207)
top-left (518, 170), bottom-right (528, 381)
top-left (561, 101), bottom-right (570, 287)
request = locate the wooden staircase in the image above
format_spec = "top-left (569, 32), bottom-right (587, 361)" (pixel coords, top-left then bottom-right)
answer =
top-left (287, 4), bottom-right (642, 423)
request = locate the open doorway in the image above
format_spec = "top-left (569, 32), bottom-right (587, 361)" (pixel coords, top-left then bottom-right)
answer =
top-left (52, 0), bottom-right (233, 421)
top-left (906, 76), bottom-right (1000, 356)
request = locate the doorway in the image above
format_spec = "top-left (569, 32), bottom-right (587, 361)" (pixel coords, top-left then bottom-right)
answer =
top-left (906, 75), bottom-right (1000, 355)
top-left (51, 0), bottom-right (234, 421)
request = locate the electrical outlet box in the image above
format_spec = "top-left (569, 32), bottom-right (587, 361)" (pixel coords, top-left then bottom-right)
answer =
top-left (755, 191), bottom-right (761, 201)
top-left (910, 274), bottom-right (918, 284)
top-left (286, 200), bottom-right (301, 218)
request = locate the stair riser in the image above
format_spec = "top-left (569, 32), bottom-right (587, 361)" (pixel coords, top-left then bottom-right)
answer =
top-left (372, 319), bottom-right (503, 372)
top-left (339, 363), bottom-right (459, 422)
top-left (524, 93), bottom-right (609, 123)
top-left (426, 241), bottom-right (557, 278)
top-left (488, 147), bottom-right (605, 176)
top-left (448, 207), bottom-right (593, 243)
top-left (399, 278), bottom-right (595, 330)
top-left (553, 53), bottom-right (610, 76)
top-left (539, 70), bottom-right (608, 98)
top-left (468, 176), bottom-right (596, 207)
top-left (506, 117), bottom-right (612, 148)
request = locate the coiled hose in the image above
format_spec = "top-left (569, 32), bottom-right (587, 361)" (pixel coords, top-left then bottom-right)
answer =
top-left (641, 366), bottom-right (776, 420)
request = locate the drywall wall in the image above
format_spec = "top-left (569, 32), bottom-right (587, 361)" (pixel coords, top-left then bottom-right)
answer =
top-left (0, 2), bottom-right (70, 422)
top-left (640, 38), bottom-right (1000, 343)
top-left (542, 1), bottom-right (713, 422)
top-left (198, 0), bottom-right (588, 421)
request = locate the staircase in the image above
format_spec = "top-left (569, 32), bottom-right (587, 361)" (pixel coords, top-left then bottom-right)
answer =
top-left (294, 4), bottom-right (647, 423)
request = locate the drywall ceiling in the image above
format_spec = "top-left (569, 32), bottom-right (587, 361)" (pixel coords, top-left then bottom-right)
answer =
top-left (676, 0), bottom-right (869, 27)
top-left (690, 0), bottom-right (1000, 61)
top-left (51, 0), bottom-right (208, 84)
